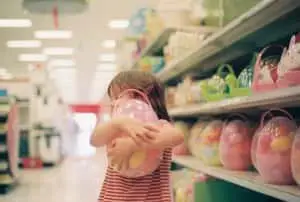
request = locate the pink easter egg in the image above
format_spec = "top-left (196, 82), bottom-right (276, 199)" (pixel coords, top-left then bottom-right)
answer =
top-left (291, 128), bottom-right (300, 185)
top-left (220, 120), bottom-right (252, 170)
top-left (110, 95), bottom-right (162, 178)
top-left (256, 117), bottom-right (297, 185)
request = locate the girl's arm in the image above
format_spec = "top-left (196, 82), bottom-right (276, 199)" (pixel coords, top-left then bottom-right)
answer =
top-left (90, 117), bottom-right (149, 147)
top-left (90, 119), bottom-right (121, 147)
top-left (143, 122), bottom-right (184, 150)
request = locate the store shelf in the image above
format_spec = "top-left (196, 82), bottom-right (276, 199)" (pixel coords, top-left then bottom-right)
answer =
top-left (157, 0), bottom-right (300, 82)
top-left (131, 26), bottom-right (218, 69)
top-left (169, 86), bottom-right (300, 117)
top-left (0, 97), bottom-right (10, 104)
top-left (173, 156), bottom-right (300, 202)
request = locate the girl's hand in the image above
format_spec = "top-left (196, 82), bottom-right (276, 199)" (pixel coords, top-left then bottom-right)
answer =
top-left (114, 117), bottom-right (156, 145)
top-left (144, 121), bottom-right (184, 149)
top-left (107, 137), bottom-right (137, 171)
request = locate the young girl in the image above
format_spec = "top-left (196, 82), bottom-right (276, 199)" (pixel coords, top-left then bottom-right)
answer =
top-left (90, 70), bottom-right (184, 202)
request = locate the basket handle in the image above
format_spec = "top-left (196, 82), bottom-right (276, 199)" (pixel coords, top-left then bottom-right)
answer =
top-left (260, 108), bottom-right (294, 128)
top-left (253, 45), bottom-right (284, 86)
top-left (216, 64), bottom-right (235, 77)
top-left (259, 45), bottom-right (284, 62)
top-left (111, 88), bottom-right (152, 115)
top-left (223, 113), bottom-right (248, 127)
top-left (288, 35), bottom-right (296, 55)
top-left (116, 88), bottom-right (152, 106)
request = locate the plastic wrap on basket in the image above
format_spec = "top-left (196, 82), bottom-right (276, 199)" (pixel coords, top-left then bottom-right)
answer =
top-left (188, 120), bottom-right (210, 159)
top-left (220, 115), bottom-right (252, 170)
top-left (291, 127), bottom-right (300, 185)
top-left (198, 120), bottom-right (223, 166)
top-left (108, 89), bottom-right (162, 178)
top-left (255, 109), bottom-right (297, 185)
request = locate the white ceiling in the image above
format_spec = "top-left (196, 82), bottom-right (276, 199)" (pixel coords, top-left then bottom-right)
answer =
top-left (0, 0), bottom-right (159, 103)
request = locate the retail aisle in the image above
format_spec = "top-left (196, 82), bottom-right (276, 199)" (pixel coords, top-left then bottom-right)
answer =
top-left (0, 150), bottom-right (107, 202)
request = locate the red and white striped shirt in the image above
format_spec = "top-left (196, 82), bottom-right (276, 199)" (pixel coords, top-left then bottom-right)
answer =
top-left (99, 148), bottom-right (172, 202)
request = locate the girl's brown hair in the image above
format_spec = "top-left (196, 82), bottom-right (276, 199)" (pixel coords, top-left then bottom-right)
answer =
top-left (107, 70), bottom-right (171, 121)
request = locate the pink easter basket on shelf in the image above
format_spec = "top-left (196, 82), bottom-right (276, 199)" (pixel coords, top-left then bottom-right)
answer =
top-left (291, 127), bottom-right (300, 185)
top-left (219, 114), bottom-right (252, 171)
top-left (277, 34), bottom-right (300, 88)
top-left (108, 88), bottom-right (163, 178)
top-left (253, 108), bottom-right (297, 185)
top-left (252, 46), bottom-right (283, 92)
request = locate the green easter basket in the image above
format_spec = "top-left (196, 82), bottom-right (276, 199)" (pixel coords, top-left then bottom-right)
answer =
top-left (201, 81), bottom-right (227, 102)
top-left (230, 53), bottom-right (257, 97)
top-left (201, 64), bottom-right (237, 101)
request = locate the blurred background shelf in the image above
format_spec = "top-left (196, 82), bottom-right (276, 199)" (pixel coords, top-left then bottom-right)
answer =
top-left (173, 156), bottom-right (300, 202)
top-left (157, 0), bottom-right (300, 83)
top-left (131, 26), bottom-right (218, 69)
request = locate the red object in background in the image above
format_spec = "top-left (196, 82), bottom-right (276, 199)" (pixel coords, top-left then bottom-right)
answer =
top-left (22, 158), bottom-right (43, 169)
top-left (69, 104), bottom-right (101, 115)
top-left (53, 6), bottom-right (59, 29)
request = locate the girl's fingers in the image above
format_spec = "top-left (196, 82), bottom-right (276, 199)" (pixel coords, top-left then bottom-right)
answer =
top-left (144, 124), bottom-right (160, 132)
top-left (145, 131), bottom-right (157, 140)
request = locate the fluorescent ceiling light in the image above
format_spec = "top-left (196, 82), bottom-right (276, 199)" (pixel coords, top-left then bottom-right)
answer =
top-left (0, 19), bottom-right (32, 28)
top-left (109, 19), bottom-right (129, 29)
top-left (102, 40), bottom-right (116, 48)
top-left (99, 54), bottom-right (116, 62)
top-left (7, 40), bottom-right (41, 48)
top-left (49, 59), bottom-right (75, 67)
top-left (35, 30), bottom-right (72, 39)
top-left (0, 74), bottom-right (13, 80)
top-left (43, 47), bottom-right (74, 55)
top-left (0, 68), bottom-right (7, 74)
top-left (19, 54), bottom-right (48, 62)
top-left (97, 63), bottom-right (116, 71)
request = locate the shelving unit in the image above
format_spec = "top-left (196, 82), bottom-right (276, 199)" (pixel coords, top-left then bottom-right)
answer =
top-left (169, 86), bottom-right (300, 117)
top-left (173, 156), bottom-right (300, 202)
top-left (156, 0), bottom-right (300, 83)
top-left (144, 1), bottom-right (300, 201)
top-left (0, 97), bottom-right (19, 194)
top-left (131, 26), bottom-right (218, 69)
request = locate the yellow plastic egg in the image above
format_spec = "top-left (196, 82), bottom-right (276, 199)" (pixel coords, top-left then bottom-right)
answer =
top-left (271, 136), bottom-right (293, 152)
top-left (176, 188), bottom-right (187, 202)
top-left (129, 151), bottom-right (147, 168)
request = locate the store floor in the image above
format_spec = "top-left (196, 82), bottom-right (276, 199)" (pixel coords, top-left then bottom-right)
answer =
top-left (0, 149), bottom-right (107, 202)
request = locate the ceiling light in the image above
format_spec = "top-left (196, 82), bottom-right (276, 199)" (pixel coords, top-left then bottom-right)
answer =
top-left (43, 47), bottom-right (74, 55)
top-left (108, 20), bottom-right (129, 29)
top-left (0, 19), bottom-right (32, 28)
top-left (102, 40), bottom-right (116, 49)
top-left (22, 0), bottom-right (88, 14)
top-left (7, 40), bottom-right (41, 48)
top-left (99, 54), bottom-right (116, 62)
top-left (19, 54), bottom-right (48, 62)
top-left (49, 59), bottom-right (75, 67)
top-left (0, 70), bottom-right (13, 80)
top-left (0, 74), bottom-right (13, 80)
top-left (0, 68), bottom-right (7, 74)
top-left (35, 30), bottom-right (73, 39)
top-left (97, 63), bottom-right (117, 71)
